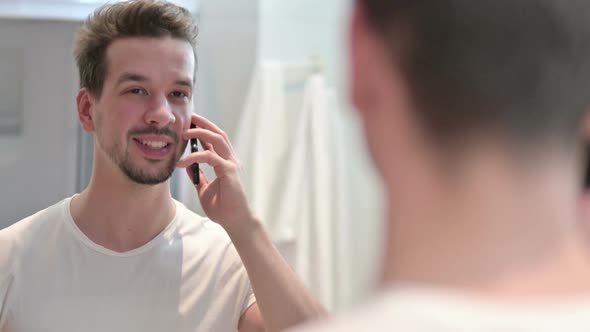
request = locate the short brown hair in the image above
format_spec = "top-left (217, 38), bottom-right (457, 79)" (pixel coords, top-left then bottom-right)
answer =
top-left (360, 0), bottom-right (590, 148)
top-left (73, 0), bottom-right (198, 98)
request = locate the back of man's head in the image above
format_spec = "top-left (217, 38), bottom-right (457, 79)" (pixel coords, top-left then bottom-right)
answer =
top-left (359, 0), bottom-right (590, 149)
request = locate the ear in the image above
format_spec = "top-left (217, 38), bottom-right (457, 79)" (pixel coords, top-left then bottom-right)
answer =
top-left (349, 2), bottom-right (379, 115)
top-left (581, 111), bottom-right (590, 140)
top-left (76, 88), bottom-right (96, 133)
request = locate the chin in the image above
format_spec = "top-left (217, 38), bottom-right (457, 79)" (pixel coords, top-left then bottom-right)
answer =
top-left (120, 159), bottom-right (176, 186)
top-left (126, 171), bottom-right (173, 186)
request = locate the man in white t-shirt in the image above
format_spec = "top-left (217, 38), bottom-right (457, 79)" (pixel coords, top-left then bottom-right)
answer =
top-left (0, 1), bottom-right (325, 331)
top-left (294, 0), bottom-right (590, 331)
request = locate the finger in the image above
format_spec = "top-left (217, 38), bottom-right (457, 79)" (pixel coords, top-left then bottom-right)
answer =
top-left (197, 137), bottom-right (215, 153)
top-left (191, 113), bottom-right (237, 154)
top-left (189, 135), bottom-right (243, 173)
top-left (177, 150), bottom-right (226, 169)
top-left (196, 169), bottom-right (209, 196)
top-left (183, 128), bottom-right (232, 160)
top-left (201, 140), bottom-right (214, 152)
top-left (191, 113), bottom-right (224, 137)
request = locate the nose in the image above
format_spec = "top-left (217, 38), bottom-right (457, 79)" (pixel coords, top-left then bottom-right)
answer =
top-left (144, 96), bottom-right (176, 128)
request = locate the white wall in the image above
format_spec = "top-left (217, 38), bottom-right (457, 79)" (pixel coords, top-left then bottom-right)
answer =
top-left (0, 19), bottom-right (81, 227)
top-left (258, 0), bottom-right (351, 89)
top-left (195, 0), bottom-right (258, 138)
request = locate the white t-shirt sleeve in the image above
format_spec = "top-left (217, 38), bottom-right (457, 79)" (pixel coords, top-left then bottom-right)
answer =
top-left (216, 237), bottom-right (257, 318)
top-left (242, 285), bottom-right (257, 314)
top-left (0, 226), bottom-right (17, 319)
top-left (0, 274), bottom-right (8, 318)
top-left (241, 281), bottom-right (256, 315)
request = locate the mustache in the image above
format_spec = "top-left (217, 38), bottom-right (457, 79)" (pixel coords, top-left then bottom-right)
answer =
top-left (128, 127), bottom-right (179, 143)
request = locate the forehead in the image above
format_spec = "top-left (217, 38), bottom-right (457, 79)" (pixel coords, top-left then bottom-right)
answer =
top-left (104, 37), bottom-right (195, 84)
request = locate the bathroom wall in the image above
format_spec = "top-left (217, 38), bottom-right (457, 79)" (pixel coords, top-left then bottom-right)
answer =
top-left (0, 19), bottom-right (81, 227)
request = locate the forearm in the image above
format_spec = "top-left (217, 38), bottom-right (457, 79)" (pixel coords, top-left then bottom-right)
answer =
top-left (226, 218), bottom-right (328, 332)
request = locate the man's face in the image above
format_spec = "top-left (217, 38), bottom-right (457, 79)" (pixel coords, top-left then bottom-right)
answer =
top-left (91, 37), bottom-right (194, 185)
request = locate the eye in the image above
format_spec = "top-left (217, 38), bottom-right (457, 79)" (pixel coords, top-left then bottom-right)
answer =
top-left (171, 91), bottom-right (189, 98)
top-left (129, 88), bottom-right (147, 95)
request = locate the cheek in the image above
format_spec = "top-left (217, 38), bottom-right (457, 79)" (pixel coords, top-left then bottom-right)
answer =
top-left (175, 108), bottom-right (192, 129)
top-left (96, 101), bottom-right (140, 137)
top-left (116, 99), bottom-right (150, 130)
top-left (116, 99), bottom-right (145, 119)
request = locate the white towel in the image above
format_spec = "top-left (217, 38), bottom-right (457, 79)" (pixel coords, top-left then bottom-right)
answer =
top-left (232, 61), bottom-right (381, 311)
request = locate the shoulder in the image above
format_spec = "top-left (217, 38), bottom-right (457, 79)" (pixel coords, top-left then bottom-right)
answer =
top-left (172, 201), bottom-right (249, 287)
top-left (173, 200), bottom-right (236, 253)
top-left (175, 200), bottom-right (231, 238)
top-left (291, 288), bottom-right (590, 332)
top-left (287, 288), bottom-right (444, 332)
top-left (173, 201), bottom-right (248, 272)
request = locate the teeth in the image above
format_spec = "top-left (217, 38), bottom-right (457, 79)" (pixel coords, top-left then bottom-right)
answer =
top-left (140, 140), bottom-right (168, 149)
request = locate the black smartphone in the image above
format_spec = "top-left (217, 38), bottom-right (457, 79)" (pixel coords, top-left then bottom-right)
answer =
top-left (190, 123), bottom-right (199, 185)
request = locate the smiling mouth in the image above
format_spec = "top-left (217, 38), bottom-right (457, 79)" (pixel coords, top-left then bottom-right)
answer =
top-left (133, 138), bottom-right (171, 150)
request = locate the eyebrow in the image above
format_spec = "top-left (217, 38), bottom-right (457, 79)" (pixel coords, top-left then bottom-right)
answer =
top-left (116, 72), bottom-right (148, 87)
top-left (174, 78), bottom-right (193, 89)
top-left (116, 72), bottom-right (193, 89)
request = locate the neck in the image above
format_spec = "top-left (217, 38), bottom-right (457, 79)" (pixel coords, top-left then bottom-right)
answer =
top-left (70, 156), bottom-right (176, 253)
top-left (381, 144), bottom-right (590, 298)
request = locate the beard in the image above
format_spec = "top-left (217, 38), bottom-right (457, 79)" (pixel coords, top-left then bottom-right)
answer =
top-left (118, 148), bottom-right (178, 185)
top-left (100, 126), bottom-right (188, 186)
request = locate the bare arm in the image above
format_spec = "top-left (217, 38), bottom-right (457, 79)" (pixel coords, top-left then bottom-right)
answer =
top-left (229, 218), bottom-right (327, 332)
top-left (178, 114), bottom-right (328, 332)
